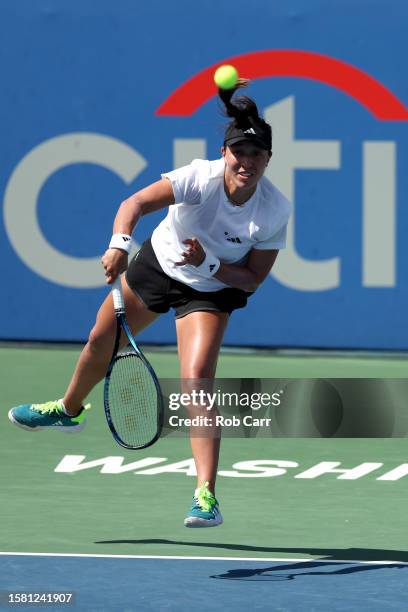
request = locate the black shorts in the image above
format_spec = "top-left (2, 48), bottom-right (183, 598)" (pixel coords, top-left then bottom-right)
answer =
top-left (126, 238), bottom-right (252, 319)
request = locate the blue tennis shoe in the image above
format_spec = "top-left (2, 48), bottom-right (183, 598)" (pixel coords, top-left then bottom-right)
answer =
top-left (8, 399), bottom-right (90, 432)
top-left (184, 481), bottom-right (223, 528)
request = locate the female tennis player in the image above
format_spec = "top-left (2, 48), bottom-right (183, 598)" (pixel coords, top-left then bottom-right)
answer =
top-left (9, 81), bottom-right (291, 527)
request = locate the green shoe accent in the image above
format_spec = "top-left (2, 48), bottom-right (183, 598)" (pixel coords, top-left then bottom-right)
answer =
top-left (184, 481), bottom-right (223, 528)
top-left (31, 399), bottom-right (91, 420)
top-left (32, 399), bottom-right (66, 415)
top-left (71, 404), bottom-right (91, 423)
top-left (195, 481), bottom-right (217, 513)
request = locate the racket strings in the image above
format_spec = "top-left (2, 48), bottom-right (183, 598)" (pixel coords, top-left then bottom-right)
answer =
top-left (107, 352), bottom-right (160, 447)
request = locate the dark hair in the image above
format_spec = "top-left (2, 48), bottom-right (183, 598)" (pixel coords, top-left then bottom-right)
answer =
top-left (218, 79), bottom-right (272, 152)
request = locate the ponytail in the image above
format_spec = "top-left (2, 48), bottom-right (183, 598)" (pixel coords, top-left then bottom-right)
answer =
top-left (218, 80), bottom-right (272, 152)
top-left (218, 78), bottom-right (253, 120)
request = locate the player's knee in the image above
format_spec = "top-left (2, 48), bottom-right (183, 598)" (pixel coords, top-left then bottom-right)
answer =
top-left (87, 326), bottom-right (112, 355)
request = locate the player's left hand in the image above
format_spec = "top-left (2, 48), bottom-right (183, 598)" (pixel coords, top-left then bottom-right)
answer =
top-left (175, 237), bottom-right (206, 267)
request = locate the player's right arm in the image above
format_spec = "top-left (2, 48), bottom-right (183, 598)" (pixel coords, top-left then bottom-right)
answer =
top-left (113, 179), bottom-right (176, 235)
top-left (101, 179), bottom-right (175, 283)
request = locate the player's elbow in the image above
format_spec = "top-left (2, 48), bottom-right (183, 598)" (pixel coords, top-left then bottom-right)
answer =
top-left (242, 275), bottom-right (262, 292)
top-left (119, 196), bottom-right (143, 221)
top-left (242, 280), bottom-right (259, 292)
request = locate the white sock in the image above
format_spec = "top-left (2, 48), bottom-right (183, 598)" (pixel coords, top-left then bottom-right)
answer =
top-left (59, 400), bottom-right (71, 416)
top-left (61, 401), bottom-right (83, 417)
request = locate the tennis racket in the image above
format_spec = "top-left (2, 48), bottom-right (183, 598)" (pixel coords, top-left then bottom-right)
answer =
top-left (103, 277), bottom-right (163, 449)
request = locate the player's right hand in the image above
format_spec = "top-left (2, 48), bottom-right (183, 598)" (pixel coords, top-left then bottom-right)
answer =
top-left (101, 248), bottom-right (128, 284)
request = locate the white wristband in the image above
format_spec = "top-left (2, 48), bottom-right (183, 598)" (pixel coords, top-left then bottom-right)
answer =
top-left (196, 249), bottom-right (221, 278)
top-left (109, 233), bottom-right (132, 254)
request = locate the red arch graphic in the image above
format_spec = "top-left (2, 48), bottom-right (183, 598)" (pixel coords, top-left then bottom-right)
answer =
top-left (156, 50), bottom-right (408, 121)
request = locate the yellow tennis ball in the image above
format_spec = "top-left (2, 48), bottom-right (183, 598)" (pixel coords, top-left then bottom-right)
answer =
top-left (214, 64), bottom-right (239, 90)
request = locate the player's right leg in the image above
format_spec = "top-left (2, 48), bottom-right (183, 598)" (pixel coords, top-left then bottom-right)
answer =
top-left (8, 275), bottom-right (159, 432)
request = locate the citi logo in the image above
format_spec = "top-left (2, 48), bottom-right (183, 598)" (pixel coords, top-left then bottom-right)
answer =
top-left (4, 51), bottom-right (406, 293)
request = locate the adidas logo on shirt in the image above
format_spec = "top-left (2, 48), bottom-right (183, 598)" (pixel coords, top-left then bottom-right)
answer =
top-left (225, 236), bottom-right (242, 244)
top-left (243, 127), bottom-right (256, 135)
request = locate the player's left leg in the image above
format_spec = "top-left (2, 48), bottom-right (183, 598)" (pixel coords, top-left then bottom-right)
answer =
top-left (8, 274), bottom-right (158, 432)
top-left (176, 310), bottom-right (229, 527)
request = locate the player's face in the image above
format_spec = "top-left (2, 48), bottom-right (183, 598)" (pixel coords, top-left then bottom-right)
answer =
top-left (222, 142), bottom-right (270, 191)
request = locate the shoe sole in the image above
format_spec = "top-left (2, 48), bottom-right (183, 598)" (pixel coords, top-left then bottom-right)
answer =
top-left (8, 410), bottom-right (86, 433)
top-left (184, 515), bottom-right (223, 528)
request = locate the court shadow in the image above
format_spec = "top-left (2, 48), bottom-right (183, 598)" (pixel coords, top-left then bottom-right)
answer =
top-left (210, 560), bottom-right (406, 581)
top-left (94, 539), bottom-right (408, 563)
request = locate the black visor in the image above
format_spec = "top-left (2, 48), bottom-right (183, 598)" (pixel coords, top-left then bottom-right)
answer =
top-left (224, 119), bottom-right (271, 151)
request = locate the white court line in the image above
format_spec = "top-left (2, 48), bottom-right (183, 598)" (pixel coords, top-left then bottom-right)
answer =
top-left (0, 552), bottom-right (407, 565)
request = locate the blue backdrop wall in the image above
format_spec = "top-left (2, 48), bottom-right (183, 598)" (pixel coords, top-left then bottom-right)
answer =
top-left (1, 0), bottom-right (407, 349)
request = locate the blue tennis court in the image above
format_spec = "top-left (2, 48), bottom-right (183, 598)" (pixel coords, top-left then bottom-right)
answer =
top-left (1, 553), bottom-right (407, 611)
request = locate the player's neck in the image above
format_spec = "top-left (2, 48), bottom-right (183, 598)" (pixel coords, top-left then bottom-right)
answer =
top-left (224, 179), bottom-right (256, 206)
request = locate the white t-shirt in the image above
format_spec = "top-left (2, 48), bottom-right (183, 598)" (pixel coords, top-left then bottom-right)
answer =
top-left (151, 158), bottom-right (292, 292)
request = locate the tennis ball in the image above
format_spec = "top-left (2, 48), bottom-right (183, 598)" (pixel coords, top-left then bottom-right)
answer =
top-left (214, 65), bottom-right (239, 90)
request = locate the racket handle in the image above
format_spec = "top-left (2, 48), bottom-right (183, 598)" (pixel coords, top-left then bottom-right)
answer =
top-left (112, 277), bottom-right (125, 313)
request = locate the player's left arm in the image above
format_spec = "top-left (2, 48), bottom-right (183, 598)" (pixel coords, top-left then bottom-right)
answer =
top-left (214, 248), bottom-right (279, 292)
top-left (176, 239), bottom-right (279, 291)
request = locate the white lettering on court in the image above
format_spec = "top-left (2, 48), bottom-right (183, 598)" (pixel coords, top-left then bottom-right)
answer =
top-left (218, 460), bottom-right (299, 477)
top-left (54, 456), bottom-right (408, 481)
top-left (295, 461), bottom-right (383, 480)
top-left (136, 459), bottom-right (197, 476)
top-left (54, 455), bottom-right (167, 473)
top-left (377, 464), bottom-right (408, 481)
